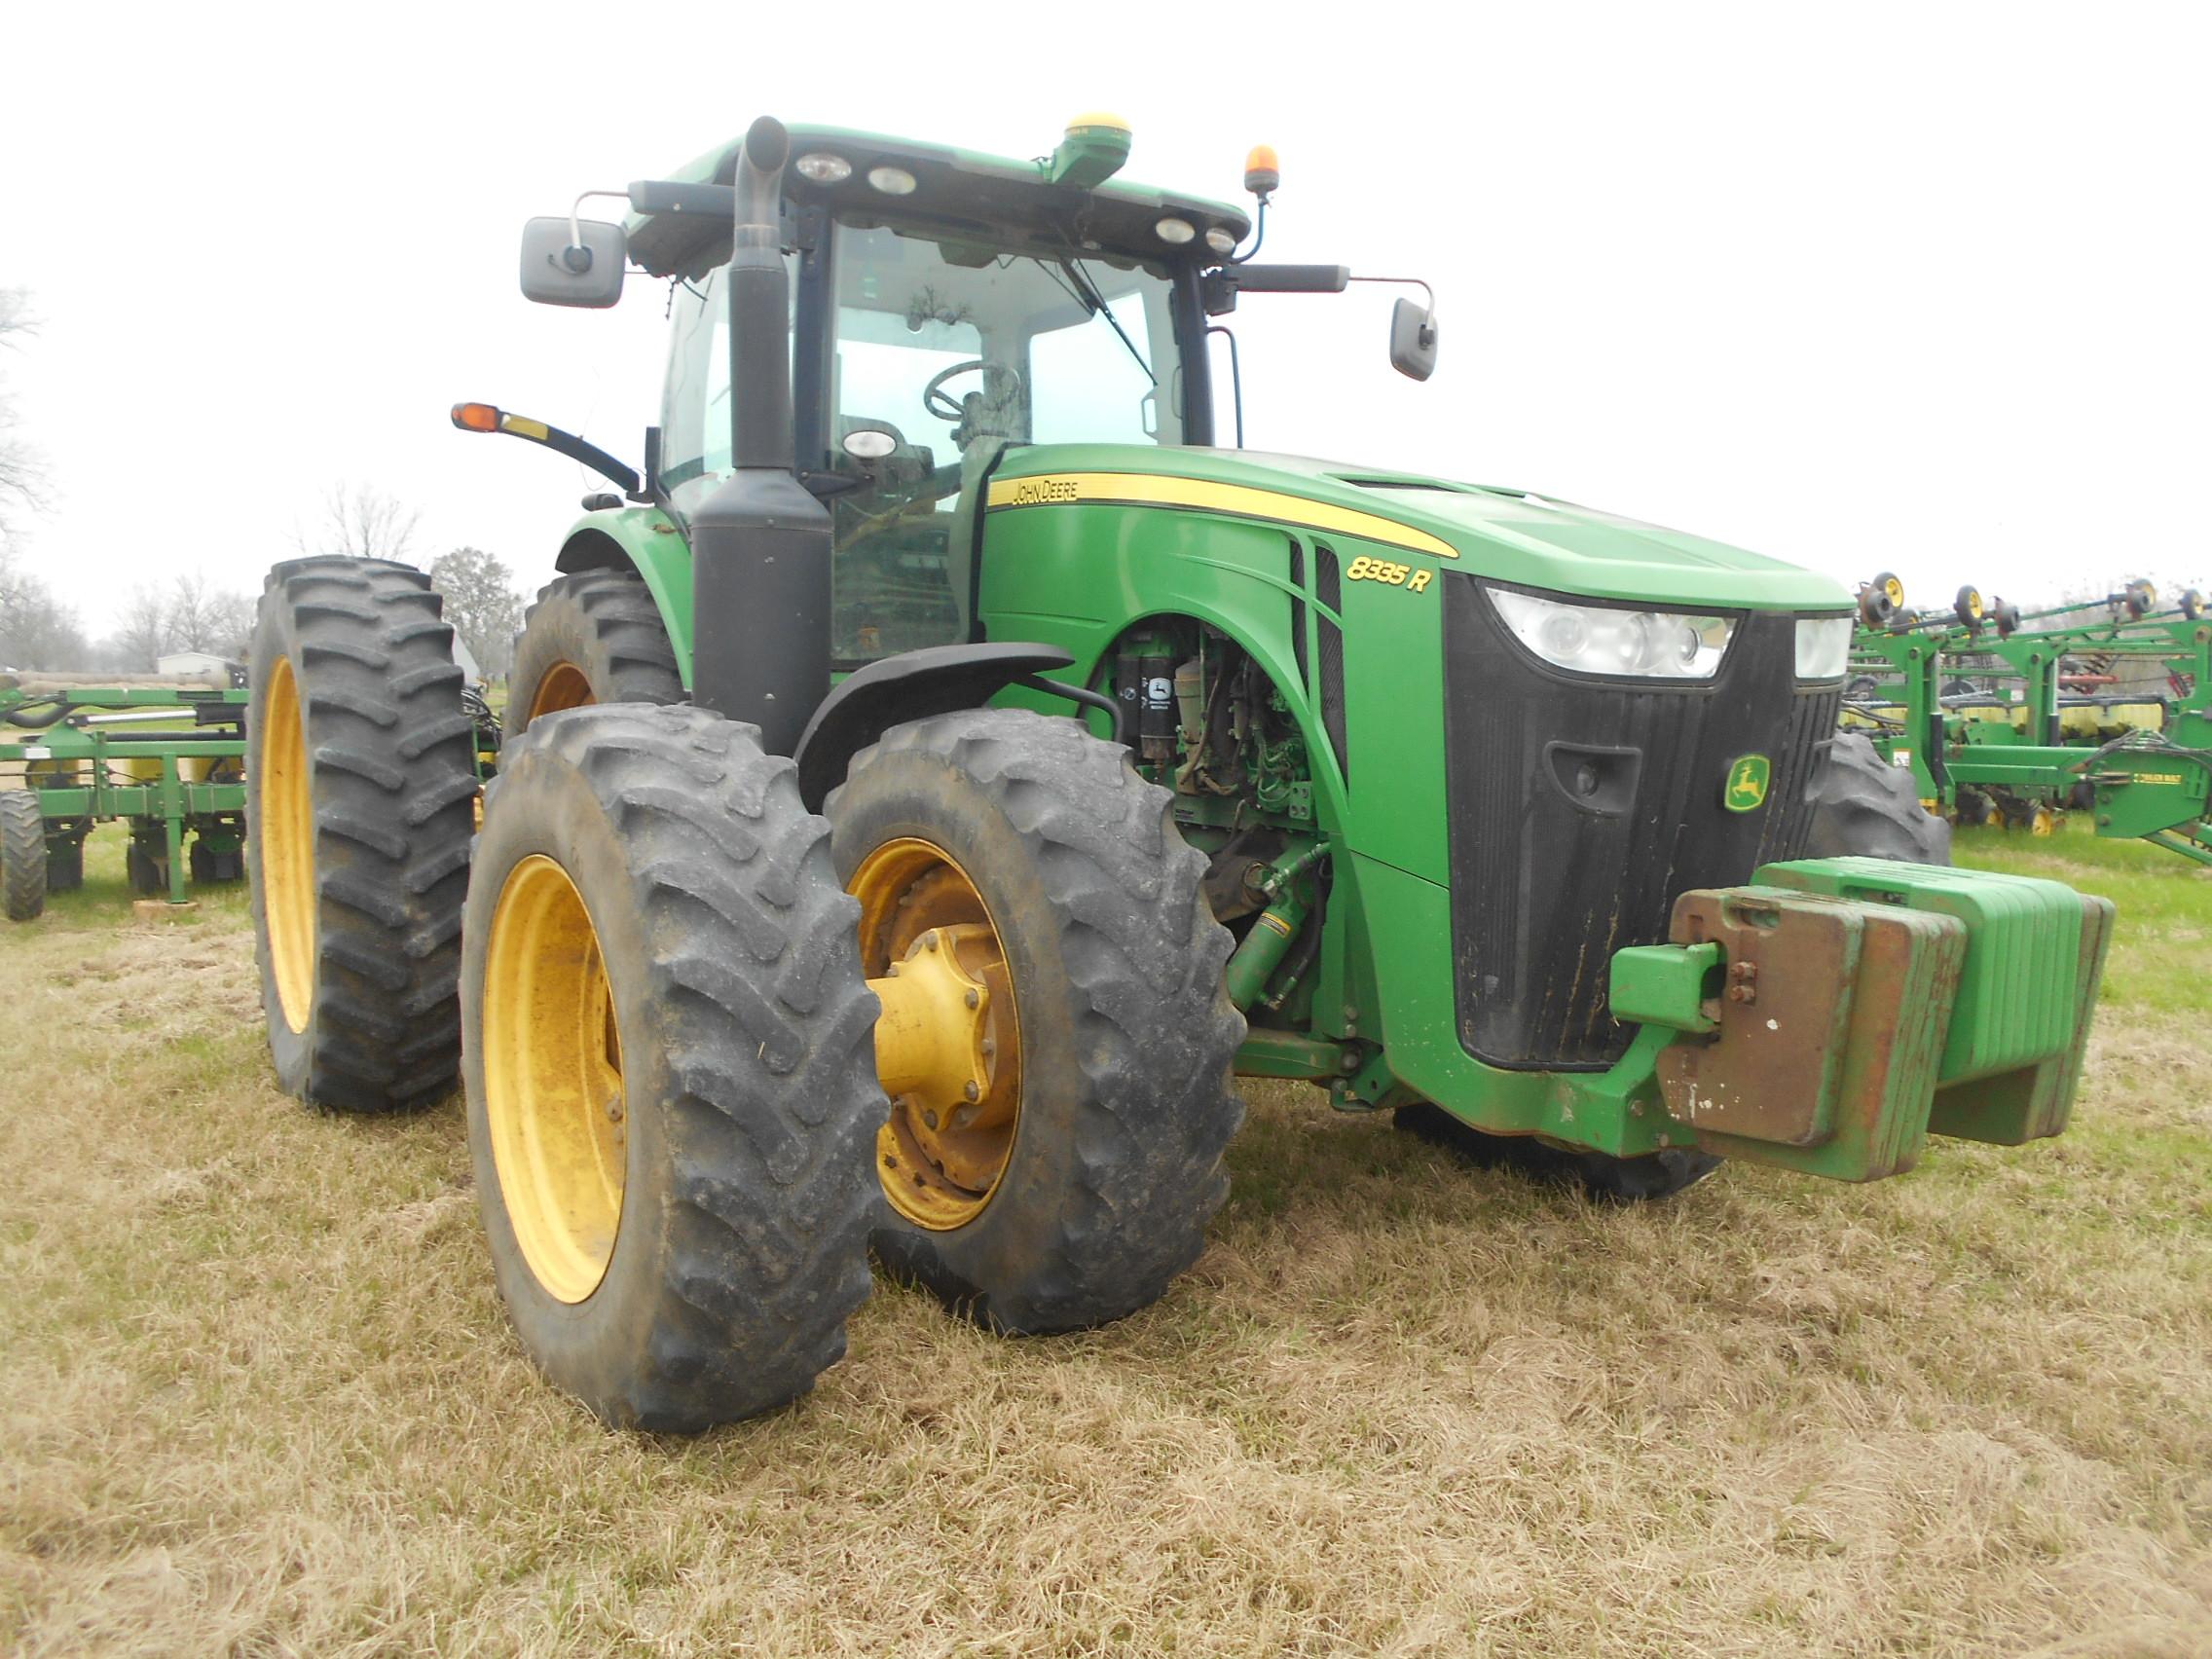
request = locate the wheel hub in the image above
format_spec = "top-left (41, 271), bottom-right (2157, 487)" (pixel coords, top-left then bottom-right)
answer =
top-left (851, 840), bottom-right (1021, 1232)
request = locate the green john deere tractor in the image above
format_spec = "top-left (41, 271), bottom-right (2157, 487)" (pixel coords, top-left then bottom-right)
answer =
top-left (246, 114), bottom-right (2115, 1431)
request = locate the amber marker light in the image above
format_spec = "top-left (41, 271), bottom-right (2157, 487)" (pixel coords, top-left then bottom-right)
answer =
top-left (452, 402), bottom-right (501, 433)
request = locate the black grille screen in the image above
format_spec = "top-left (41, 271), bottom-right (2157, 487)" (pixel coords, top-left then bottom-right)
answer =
top-left (1441, 574), bottom-right (1840, 1068)
top-left (1289, 539), bottom-right (1308, 685)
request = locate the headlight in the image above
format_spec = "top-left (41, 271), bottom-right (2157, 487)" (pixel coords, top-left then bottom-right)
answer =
top-left (1486, 587), bottom-right (1734, 680)
top-left (793, 151), bottom-right (852, 184)
top-left (1794, 616), bottom-right (1854, 681)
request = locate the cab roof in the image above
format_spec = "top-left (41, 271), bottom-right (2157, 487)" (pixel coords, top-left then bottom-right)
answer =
top-left (626, 123), bottom-right (1252, 281)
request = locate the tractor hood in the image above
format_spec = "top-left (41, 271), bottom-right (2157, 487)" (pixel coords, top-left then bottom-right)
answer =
top-left (989, 445), bottom-right (1850, 613)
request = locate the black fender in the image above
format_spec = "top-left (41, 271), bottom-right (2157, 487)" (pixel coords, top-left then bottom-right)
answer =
top-left (793, 643), bottom-right (1124, 811)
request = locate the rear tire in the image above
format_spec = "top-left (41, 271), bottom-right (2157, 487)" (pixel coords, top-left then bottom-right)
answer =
top-left (1804, 733), bottom-right (1951, 865)
top-left (830, 708), bottom-right (1245, 1336)
top-left (2, 792), bottom-right (46, 921)
top-left (247, 557), bottom-right (477, 1112)
top-left (507, 571), bottom-right (683, 739)
top-left (463, 704), bottom-right (880, 1431)
top-left (1394, 1103), bottom-right (1721, 1202)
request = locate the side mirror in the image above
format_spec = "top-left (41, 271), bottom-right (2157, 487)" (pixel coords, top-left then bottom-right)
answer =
top-left (519, 217), bottom-right (626, 308)
top-left (1389, 297), bottom-right (1437, 382)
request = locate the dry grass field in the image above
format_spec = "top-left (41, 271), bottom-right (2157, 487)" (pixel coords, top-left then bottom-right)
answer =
top-left (2, 823), bottom-right (2208, 1656)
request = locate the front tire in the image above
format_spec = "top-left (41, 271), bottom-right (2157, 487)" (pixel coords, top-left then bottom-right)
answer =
top-left (246, 557), bottom-right (477, 1112)
top-left (830, 709), bottom-right (1244, 1336)
top-left (463, 704), bottom-right (881, 1431)
top-left (507, 571), bottom-right (683, 740)
top-left (1804, 733), bottom-right (1951, 865)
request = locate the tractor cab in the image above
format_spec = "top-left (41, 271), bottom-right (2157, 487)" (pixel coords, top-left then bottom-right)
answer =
top-left (465, 116), bottom-right (1424, 689)
top-left (655, 196), bottom-right (1198, 666)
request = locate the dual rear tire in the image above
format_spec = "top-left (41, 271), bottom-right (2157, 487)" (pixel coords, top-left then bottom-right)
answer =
top-left (246, 560), bottom-right (1240, 1427)
top-left (461, 703), bottom-right (1240, 1422)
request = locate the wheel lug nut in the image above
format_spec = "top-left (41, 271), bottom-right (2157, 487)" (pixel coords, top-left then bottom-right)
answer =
top-left (963, 1081), bottom-right (980, 1103)
top-left (923, 1109), bottom-right (940, 1130)
top-left (964, 987), bottom-right (979, 1009)
top-left (925, 933), bottom-right (940, 952)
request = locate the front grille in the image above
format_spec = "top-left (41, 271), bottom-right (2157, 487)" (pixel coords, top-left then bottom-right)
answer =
top-left (1441, 575), bottom-right (1840, 1069)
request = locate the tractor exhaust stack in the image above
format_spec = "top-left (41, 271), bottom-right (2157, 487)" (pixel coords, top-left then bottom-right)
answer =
top-left (686, 115), bottom-right (832, 755)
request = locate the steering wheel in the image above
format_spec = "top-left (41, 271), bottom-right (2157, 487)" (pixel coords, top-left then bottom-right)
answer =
top-left (923, 358), bottom-right (1024, 424)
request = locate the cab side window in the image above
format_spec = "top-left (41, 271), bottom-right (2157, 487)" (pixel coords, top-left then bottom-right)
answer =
top-left (827, 297), bottom-right (978, 665)
top-left (659, 260), bottom-right (794, 525)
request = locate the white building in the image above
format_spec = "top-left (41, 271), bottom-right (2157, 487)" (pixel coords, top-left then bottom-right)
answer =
top-left (156, 650), bottom-right (242, 682)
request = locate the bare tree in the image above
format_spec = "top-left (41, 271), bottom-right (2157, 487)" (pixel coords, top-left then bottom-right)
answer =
top-left (427, 546), bottom-right (525, 678)
top-left (166, 570), bottom-right (254, 656)
top-left (0, 288), bottom-right (50, 552)
top-left (107, 584), bottom-right (173, 673)
top-left (0, 545), bottom-right (88, 669)
top-left (296, 483), bottom-right (421, 563)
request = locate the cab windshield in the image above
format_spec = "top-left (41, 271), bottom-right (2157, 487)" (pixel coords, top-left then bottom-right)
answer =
top-left (807, 222), bottom-right (1185, 666)
top-left (829, 220), bottom-right (1182, 459)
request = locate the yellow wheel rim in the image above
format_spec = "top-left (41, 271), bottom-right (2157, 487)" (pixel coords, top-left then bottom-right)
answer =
top-left (528, 662), bottom-right (595, 721)
top-left (482, 855), bottom-right (628, 1303)
top-left (851, 838), bottom-right (1021, 1232)
top-left (259, 656), bottom-right (316, 1034)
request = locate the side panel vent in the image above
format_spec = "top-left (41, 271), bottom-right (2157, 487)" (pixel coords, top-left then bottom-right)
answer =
top-left (1288, 537), bottom-right (1309, 686)
top-left (1314, 544), bottom-right (1347, 781)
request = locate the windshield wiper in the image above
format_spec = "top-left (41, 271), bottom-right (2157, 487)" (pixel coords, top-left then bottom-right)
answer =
top-left (1045, 257), bottom-right (1156, 387)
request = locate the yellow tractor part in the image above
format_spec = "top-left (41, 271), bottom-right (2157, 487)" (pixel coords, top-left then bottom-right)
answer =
top-left (259, 657), bottom-right (316, 1034)
top-left (526, 662), bottom-right (596, 721)
top-left (481, 855), bottom-right (628, 1304)
top-left (850, 838), bottom-right (1021, 1232)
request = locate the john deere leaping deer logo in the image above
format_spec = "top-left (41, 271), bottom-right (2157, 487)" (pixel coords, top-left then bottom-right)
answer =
top-left (1724, 754), bottom-right (1771, 812)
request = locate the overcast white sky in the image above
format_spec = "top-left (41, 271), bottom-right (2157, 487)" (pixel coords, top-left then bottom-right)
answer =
top-left (3, 3), bottom-right (2206, 632)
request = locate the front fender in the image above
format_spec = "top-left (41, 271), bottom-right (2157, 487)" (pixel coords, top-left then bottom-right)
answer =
top-left (555, 507), bottom-right (696, 689)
